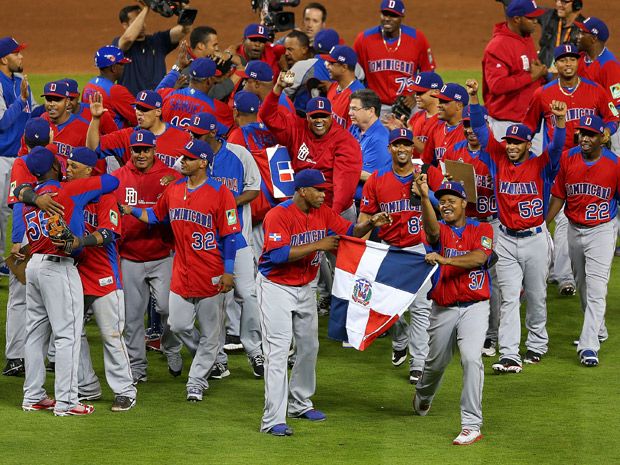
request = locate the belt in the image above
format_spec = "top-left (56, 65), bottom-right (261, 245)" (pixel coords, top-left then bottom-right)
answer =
top-left (42, 254), bottom-right (75, 265)
top-left (569, 220), bottom-right (604, 230)
top-left (452, 300), bottom-right (481, 308)
top-left (500, 224), bottom-right (543, 238)
top-left (477, 214), bottom-right (498, 223)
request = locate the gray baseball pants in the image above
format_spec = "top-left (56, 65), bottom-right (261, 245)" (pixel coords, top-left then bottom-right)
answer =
top-left (5, 271), bottom-right (26, 359)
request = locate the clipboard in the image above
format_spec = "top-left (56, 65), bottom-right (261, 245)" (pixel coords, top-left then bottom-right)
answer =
top-left (444, 160), bottom-right (478, 203)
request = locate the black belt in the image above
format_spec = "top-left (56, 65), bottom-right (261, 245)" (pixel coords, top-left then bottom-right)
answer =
top-left (500, 225), bottom-right (543, 238)
top-left (42, 255), bottom-right (75, 265)
top-left (452, 300), bottom-right (482, 308)
top-left (478, 214), bottom-right (498, 223)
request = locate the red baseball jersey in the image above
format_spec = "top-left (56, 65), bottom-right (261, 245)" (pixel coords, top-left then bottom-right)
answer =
top-left (408, 111), bottom-right (439, 144)
top-left (426, 219), bottom-right (494, 307)
top-left (159, 87), bottom-right (234, 129)
top-left (326, 80), bottom-right (366, 128)
top-left (77, 102), bottom-right (119, 135)
top-left (235, 42), bottom-right (285, 82)
top-left (151, 177), bottom-right (240, 298)
top-left (79, 193), bottom-right (123, 297)
top-left (258, 199), bottom-right (353, 286)
top-left (551, 146), bottom-right (620, 226)
top-left (523, 77), bottom-right (619, 150)
top-left (8, 157), bottom-right (35, 206)
top-left (259, 90), bottom-right (362, 214)
top-left (18, 113), bottom-right (88, 159)
top-left (422, 120), bottom-right (466, 165)
top-left (578, 49), bottom-right (620, 110)
top-left (82, 76), bottom-right (138, 129)
top-left (99, 124), bottom-right (192, 168)
top-left (113, 157), bottom-right (178, 261)
top-left (354, 25), bottom-right (435, 105)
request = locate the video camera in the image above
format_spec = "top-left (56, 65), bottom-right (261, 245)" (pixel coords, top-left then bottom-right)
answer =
top-left (251, 0), bottom-right (300, 35)
top-left (144, 0), bottom-right (197, 25)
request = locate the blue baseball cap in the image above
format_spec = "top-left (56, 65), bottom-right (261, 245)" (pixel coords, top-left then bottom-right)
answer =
top-left (554, 44), bottom-right (580, 61)
top-left (26, 146), bottom-right (55, 177)
top-left (94, 45), bottom-right (131, 68)
top-left (505, 0), bottom-right (545, 18)
top-left (69, 147), bottom-right (98, 167)
top-left (189, 57), bottom-right (218, 80)
top-left (240, 60), bottom-right (273, 82)
top-left (306, 97), bottom-right (332, 116)
top-left (234, 91), bottom-right (261, 114)
top-left (244, 24), bottom-right (270, 41)
top-left (503, 124), bottom-right (533, 142)
top-left (61, 78), bottom-right (80, 98)
top-left (436, 83), bottom-right (469, 106)
top-left (24, 118), bottom-right (51, 144)
top-left (314, 29), bottom-right (340, 54)
top-left (134, 90), bottom-right (162, 110)
top-left (130, 129), bottom-right (156, 147)
top-left (320, 45), bottom-right (357, 67)
top-left (410, 72), bottom-right (444, 93)
top-left (294, 169), bottom-right (328, 190)
top-left (179, 139), bottom-right (214, 161)
top-left (381, 0), bottom-right (405, 16)
top-left (434, 181), bottom-right (467, 200)
top-left (0, 37), bottom-right (26, 59)
top-left (462, 105), bottom-right (489, 122)
top-left (187, 112), bottom-right (217, 135)
top-left (41, 81), bottom-right (70, 98)
top-left (576, 115), bottom-right (605, 134)
top-left (389, 128), bottom-right (414, 144)
top-left (576, 17), bottom-right (609, 42)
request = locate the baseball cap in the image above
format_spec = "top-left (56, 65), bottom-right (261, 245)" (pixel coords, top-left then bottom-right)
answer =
top-left (462, 105), bottom-right (489, 122)
top-left (94, 45), bottom-right (131, 69)
top-left (0, 37), bottom-right (27, 58)
top-left (178, 139), bottom-right (214, 161)
top-left (575, 17), bottom-right (609, 42)
top-left (61, 79), bottom-right (80, 98)
top-left (380, 0), bottom-right (405, 17)
top-left (410, 72), bottom-right (444, 93)
top-left (26, 146), bottom-right (55, 177)
top-left (314, 29), bottom-right (340, 54)
top-left (234, 91), bottom-right (261, 114)
top-left (503, 124), bottom-right (533, 142)
top-left (434, 181), bottom-right (467, 201)
top-left (244, 24), bottom-right (270, 41)
top-left (435, 83), bottom-right (469, 106)
top-left (69, 147), bottom-right (98, 168)
top-left (24, 118), bottom-right (51, 144)
top-left (389, 128), bottom-right (414, 144)
top-left (306, 97), bottom-right (332, 117)
top-left (575, 115), bottom-right (605, 134)
top-left (554, 43), bottom-right (580, 61)
top-left (189, 57), bottom-right (218, 80)
top-left (240, 60), bottom-right (273, 82)
top-left (505, 0), bottom-right (545, 18)
top-left (320, 45), bottom-right (357, 67)
top-left (41, 81), bottom-right (70, 99)
top-left (187, 112), bottom-right (218, 135)
top-left (130, 129), bottom-right (156, 147)
top-left (294, 169), bottom-right (328, 190)
top-left (134, 90), bottom-right (162, 110)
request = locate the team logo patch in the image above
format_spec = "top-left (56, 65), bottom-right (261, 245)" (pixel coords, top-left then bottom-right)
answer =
top-left (520, 55), bottom-right (530, 71)
top-left (10, 181), bottom-right (16, 196)
top-left (610, 83), bottom-right (620, 100)
top-left (99, 276), bottom-right (113, 287)
top-left (481, 236), bottom-right (492, 249)
top-left (110, 210), bottom-right (119, 227)
top-left (226, 209), bottom-right (237, 225)
top-left (269, 232), bottom-right (281, 242)
top-left (352, 278), bottom-right (372, 307)
top-left (609, 102), bottom-right (619, 117)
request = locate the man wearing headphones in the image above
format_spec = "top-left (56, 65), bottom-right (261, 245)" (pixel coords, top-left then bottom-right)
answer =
top-left (538, 0), bottom-right (586, 68)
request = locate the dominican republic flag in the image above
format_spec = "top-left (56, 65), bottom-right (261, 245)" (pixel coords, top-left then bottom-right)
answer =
top-left (267, 145), bottom-right (295, 198)
top-left (328, 237), bottom-right (437, 351)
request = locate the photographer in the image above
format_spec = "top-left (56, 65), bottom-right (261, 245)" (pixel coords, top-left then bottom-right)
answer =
top-left (113, 1), bottom-right (192, 95)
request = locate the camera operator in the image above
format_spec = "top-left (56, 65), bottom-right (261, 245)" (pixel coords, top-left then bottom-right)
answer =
top-left (113, 1), bottom-right (192, 96)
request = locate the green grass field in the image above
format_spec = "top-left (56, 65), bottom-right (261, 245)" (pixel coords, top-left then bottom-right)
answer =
top-left (0, 71), bottom-right (619, 465)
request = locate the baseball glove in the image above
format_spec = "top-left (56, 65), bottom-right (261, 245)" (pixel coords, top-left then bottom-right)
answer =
top-left (46, 214), bottom-right (76, 253)
top-left (392, 95), bottom-right (413, 121)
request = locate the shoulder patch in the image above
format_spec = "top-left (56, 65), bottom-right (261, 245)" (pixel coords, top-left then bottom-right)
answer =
top-left (610, 83), bottom-right (620, 100)
top-left (481, 236), bottom-right (492, 249)
top-left (609, 101), bottom-right (619, 117)
top-left (226, 209), bottom-right (237, 225)
top-left (110, 209), bottom-right (119, 227)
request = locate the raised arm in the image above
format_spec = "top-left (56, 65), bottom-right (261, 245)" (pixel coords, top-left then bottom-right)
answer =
top-left (415, 173), bottom-right (440, 245)
top-left (117, 5), bottom-right (149, 51)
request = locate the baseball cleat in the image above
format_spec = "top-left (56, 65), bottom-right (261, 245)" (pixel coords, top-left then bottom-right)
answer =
top-left (291, 409), bottom-right (326, 421)
top-left (167, 353), bottom-right (183, 377)
top-left (559, 283), bottom-right (576, 296)
top-left (342, 341), bottom-right (354, 348)
top-left (267, 423), bottom-right (294, 436)
top-left (208, 362), bottom-right (230, 380)
top-left (132, 374), bottom-right (148, 385)
top-left (54, 403), bottom-right (95, 416)
top-left (409, 370), bottom-right (422, 385)
top-left (249, 354), bottom-right (265, 378)
top-left (492, 358), bottom-right (522, 374)
top-left (111, 396), bottom-right (136, 412)
top-left (22, 397), bottom-right (56, 412)
top-left (579, 349), bottom-right (599, 367)
top-left (481, 339), bottom-right (496, 357)
top-left (223, 334), bottom-right (243, 351)
top-left (317, 296), bottom-right (330, 316)
top-left (46, 361), bottom-right (55, 373)
top-left (392, 349), bottom-right (407, 367)
top-left (524, 350), bottom-right (542, 365)
top-left (453, 429), bottom-right (483, 445)
top-left (413, 393), bottom-right (431, 416)
top-left (186, 387), bottom-right (203, 402)
top-left (573, 336), bottom-right (607, 346)
top-left (2, 358), bottom-right (25, 376)
top-left (78, 392), bottom-right (102, 402)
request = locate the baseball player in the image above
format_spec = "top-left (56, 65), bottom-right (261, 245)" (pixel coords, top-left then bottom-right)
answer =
top-left (86, 90), bottom-right (191, 168)
top-left (360, 128), bottom-right (442, 383)
top-left (257, 168), bottom-right (391, 436)
top-left (62, 78), bottom-right (118, 135)
top-left (82, 45), bottom-right (137, 129)
top-left (186, 112), bottom-right (264, 378)
top-left (467, 80), bottom-right (567, 373)
top-left (17, 146), bottom-right (120, 415)
top-left (405, 72), bottom-right (442, 152)
top-left (353, 0), bottom-right (436, 117)
top-left (124, 138), bottom-right (240, 402)
top-left (64, 148), bottom-right (136, 411)
top-left (546, 115), bottom-right (619, 367)
top-left (236, 24), bottom-right (285, 80)
top-left (113, 129), bottom-right (182, 383)
top-left (413, 177), bottom-right (494, 446)
top-left (239, 60), bottom-right (296, 115)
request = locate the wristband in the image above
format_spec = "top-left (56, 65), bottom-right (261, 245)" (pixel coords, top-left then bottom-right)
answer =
top-left (171, 64), bottom-right (181, 72)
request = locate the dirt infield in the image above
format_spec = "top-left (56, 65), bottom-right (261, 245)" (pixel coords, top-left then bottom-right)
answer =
top-left (3, 0), bottom-right (620, 74)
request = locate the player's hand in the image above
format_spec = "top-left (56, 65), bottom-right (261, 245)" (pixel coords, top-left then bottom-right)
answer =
top-left (119, 204), bottom-right (132, 215)
top-left (603, 127), bottom-right (611, 144)
top-left (370, 212), bottom-right (392, 228)
top-left (382, 113), bottom-right (407, 131)
top-left (224, 46), bottom-right (243, 66)
top-left (160, 174), bottom-right (177, 185)
top-left (20, 75), bottom-right (30, 102)
top-left (89, 92), bottom-right (108, 119)
top-left (174, 40), bottom-right (191, 70)
top-left (465, 79), bottom-right (478, 96)
top-left (217, 273), bottom-right (234, 293)
top-left (35, 193), bottom-right (64, 216)
top-left (530, 59), bottom-right (547, 81)
top-left (173, 74), bottom-right (189, 89)
top-left (549, 100), bottom-right (567, 119)
top-left (275, 71), bottom-right (295, 93)
top-left (414, 173), bottom-right (429, 198)
top-left (10, 243), bottom-right (25, 261)
top-left (424, 252), bottom-right (447, 266)
top-left (315, 235), bottom-right (340, 252)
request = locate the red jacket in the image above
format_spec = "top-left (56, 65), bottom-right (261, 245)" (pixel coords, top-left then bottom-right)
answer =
top-left (482, 22), bottom-right (543, 122)
top-left (259, 91), bottom-right (362, 214)
top-left (112, 158), bottom-right (178, 262)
